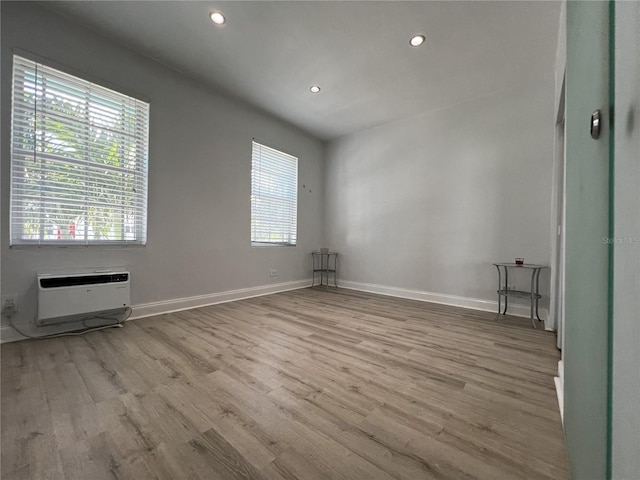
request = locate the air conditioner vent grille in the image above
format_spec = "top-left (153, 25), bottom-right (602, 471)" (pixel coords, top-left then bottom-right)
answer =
top-left (39, 273), bottom-right (129, 289)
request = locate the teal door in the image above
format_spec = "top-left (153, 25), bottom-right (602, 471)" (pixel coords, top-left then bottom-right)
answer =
top-left (564, 1), bottom-right (613, 478)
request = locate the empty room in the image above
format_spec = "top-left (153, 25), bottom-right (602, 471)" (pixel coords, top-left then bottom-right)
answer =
top-left (1, 1), bottom-right (638, 479)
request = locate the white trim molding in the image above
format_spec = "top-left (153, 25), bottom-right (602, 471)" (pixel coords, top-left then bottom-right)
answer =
top-left (554, 360), bottom-right (564, 424)
top-left (130, 279), bottom-right (311, 320)
top-left (0, 279), bottom-right (311, 344)
top-left (0, 325), bottom-right (27, 343)
top-left (2, 279), bottom-right (550, 344)
top-left (338, 280), bottom-right (550, 322)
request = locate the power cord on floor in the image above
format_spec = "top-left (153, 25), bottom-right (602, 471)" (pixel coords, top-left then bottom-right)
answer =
top-left (6, 307), bottom-right (132, 340)
top-left (82, 307), bottom-right (132, 328)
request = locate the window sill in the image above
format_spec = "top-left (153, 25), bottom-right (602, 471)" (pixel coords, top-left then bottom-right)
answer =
top-left (251, 242), bottom-right (297, 247)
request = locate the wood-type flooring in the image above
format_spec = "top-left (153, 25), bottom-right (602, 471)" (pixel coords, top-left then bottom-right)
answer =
top-left (1, 287), bottom-right (568, 479)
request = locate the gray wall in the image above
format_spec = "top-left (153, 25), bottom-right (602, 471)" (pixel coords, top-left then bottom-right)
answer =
top-left (324, 75), bottom-right (555, 307)
top-left (612, 1), bottom-right (640, 477)
top-left (0, 2), bottom-right (325, 336)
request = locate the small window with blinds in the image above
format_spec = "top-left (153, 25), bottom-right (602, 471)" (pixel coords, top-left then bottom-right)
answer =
top-left (251, 141), bottom-right (298, 246)
top-left (9, 55), bottom-right (149, 246)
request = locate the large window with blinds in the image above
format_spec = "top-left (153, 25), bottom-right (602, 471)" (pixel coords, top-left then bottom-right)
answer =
top-left (251, 141), bottom-right (298, 246)
top-left (9, 55), bottom-right (149, 246)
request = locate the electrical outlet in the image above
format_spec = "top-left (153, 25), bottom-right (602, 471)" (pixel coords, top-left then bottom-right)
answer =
top-left (1, 295), bottom-right (18, 315)
top-left (269, 269), bottom-right (278, 277)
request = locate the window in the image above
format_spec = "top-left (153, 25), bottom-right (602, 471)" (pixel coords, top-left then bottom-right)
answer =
top-left (251, 141), bottom-right (298, 246)
top-left (9, 55), bottom-right (149, 246)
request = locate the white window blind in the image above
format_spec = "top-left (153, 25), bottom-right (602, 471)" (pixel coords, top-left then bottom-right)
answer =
top-left (251, 141), bottom-right (298, 246)
top-left (10, 55), bottom-right (149, 246)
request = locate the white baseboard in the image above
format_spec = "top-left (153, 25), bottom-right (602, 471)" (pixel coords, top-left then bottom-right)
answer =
top-left (338, 280), bottom-right (549, 321)
top-left (130, 279), bottom-right (311, 320)
top-left (0, 325), bottom-right (27, 343)
top-left (0, 279), bottom-right (311, 344)
top-left (1, 279), bottom-right (549, 344)
top-left (554, 360), bottom-right (564, 424)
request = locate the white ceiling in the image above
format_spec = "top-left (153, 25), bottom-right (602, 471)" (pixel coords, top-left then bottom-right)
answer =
top-left (44, 1), bottom-right (562, 141)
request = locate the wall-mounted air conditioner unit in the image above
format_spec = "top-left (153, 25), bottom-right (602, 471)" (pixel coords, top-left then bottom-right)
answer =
top-left (37, 271), bottom-right (130, 326)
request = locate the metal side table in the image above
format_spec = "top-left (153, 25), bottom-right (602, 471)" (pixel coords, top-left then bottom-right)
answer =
top-left (311, 252), bottom-right (338, 290)
top-left (493, 263), bottom-right (548, 328)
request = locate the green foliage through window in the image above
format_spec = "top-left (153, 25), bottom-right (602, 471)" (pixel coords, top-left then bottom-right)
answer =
top-left (10, 55), bottom-right (149, 245)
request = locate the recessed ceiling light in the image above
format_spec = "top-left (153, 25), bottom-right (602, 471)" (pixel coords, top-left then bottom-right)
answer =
top-left (410, 34), bottom-right (426, 47)
top-left (209, 10), bottom-right (226, 25)
top-left (310, 85), bottom-right (321, 93)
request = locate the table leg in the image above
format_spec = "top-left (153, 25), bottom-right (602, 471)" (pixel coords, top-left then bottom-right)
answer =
top-left (534, 268), bottom-right (543, 321)
top-left (530, 269), bottom-right (537, 328)
top-left (325, 254), bottom-right (330, 291)
top-left (503, 267), bottom-right (508, 314)
top-left (323, 254), bottom-right (326, 289)
top-left (333, 254), bottom-right (338, 288)
top-left (311, 254), bottom-right (315, 287)
top-left (495, 265), bottom-right (502, 319)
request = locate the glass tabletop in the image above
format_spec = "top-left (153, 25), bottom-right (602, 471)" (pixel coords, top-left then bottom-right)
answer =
top-left (493, 263), bottom-right (548, 269)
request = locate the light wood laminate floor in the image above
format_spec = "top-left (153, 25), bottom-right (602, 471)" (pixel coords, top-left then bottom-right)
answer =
top-left (1, 288), bottom-right (568, 480)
